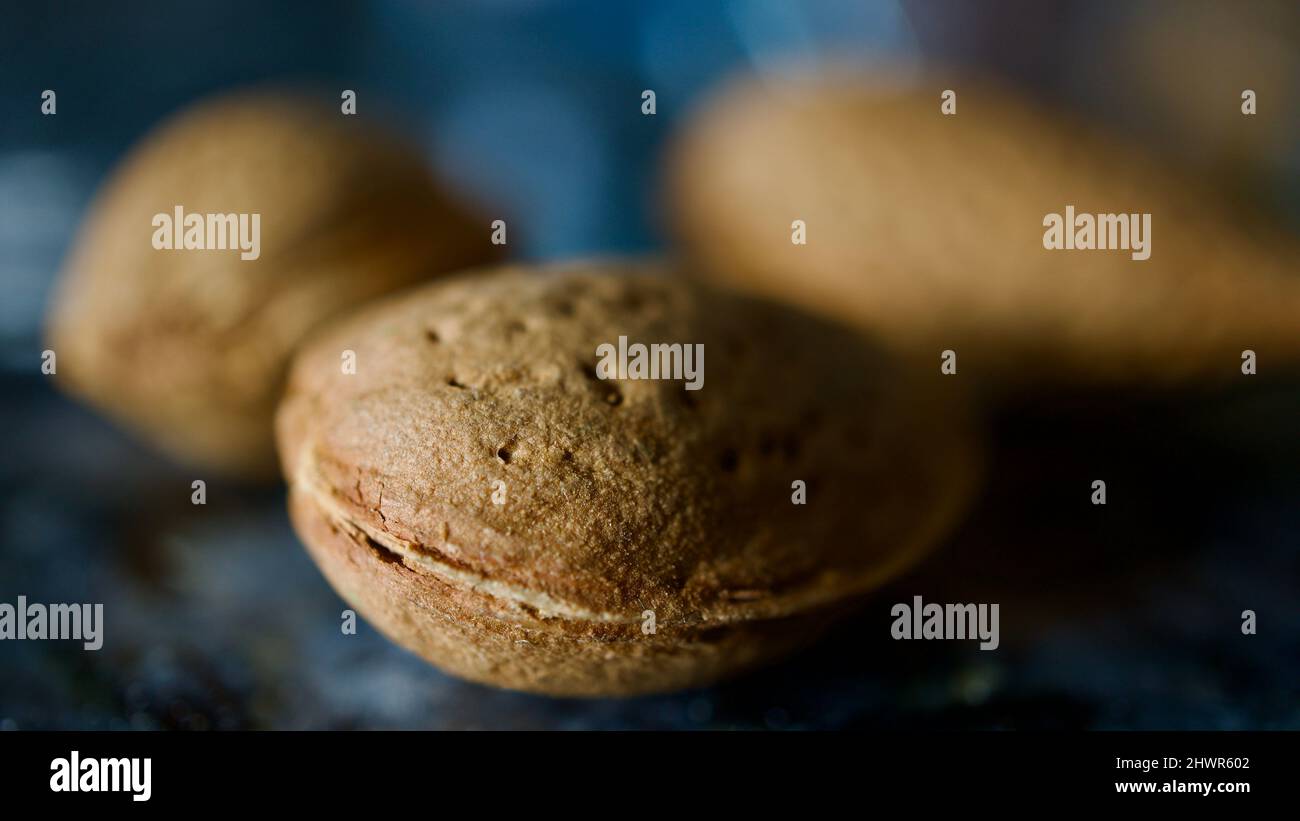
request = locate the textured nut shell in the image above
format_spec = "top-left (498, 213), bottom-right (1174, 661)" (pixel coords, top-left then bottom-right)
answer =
top-left (668, 72), bottom-right (1300, 387)
top-left (46, 91), bottom-right (499, 477)
top-left (277, 261), bottom-right (979, 695)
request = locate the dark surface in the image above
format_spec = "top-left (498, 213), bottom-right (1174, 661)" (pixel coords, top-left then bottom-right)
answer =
top-left (3, 374), bottom-right (1296, 730)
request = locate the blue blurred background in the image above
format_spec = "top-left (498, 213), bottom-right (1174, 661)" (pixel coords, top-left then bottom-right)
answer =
top-left (6, 0), bottom-right (1300, 359)
top-left (2, 0), bottom-right (1298, 729)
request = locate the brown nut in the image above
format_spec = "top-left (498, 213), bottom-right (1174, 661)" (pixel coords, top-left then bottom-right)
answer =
top-left (276, 260), bottom-right (980, 696)
top-left (668, 71), bottom-right (1300, 389)
top-left (46, 90), bottom-right (500, 478)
